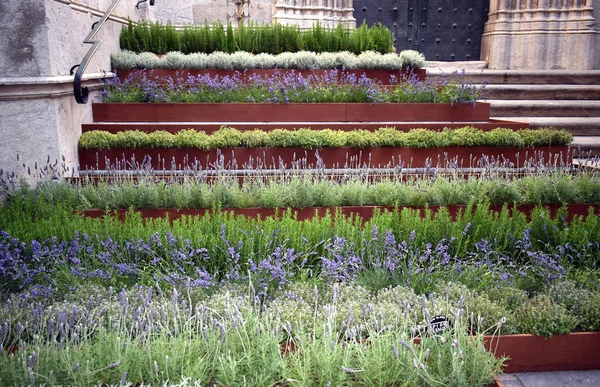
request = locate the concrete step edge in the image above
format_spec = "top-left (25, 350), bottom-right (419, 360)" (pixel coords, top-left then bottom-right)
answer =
top-left (485, 85), bottom-right (600, 90)
top-left (487, 100), bottom-right (600, 106)
top-left (426, 69), bottom-right (600, 85)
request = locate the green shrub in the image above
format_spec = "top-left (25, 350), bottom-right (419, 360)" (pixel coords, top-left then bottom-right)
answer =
top-left (402, 128), bottom-right (446, 148)
top-left (78, 130), bottom-right (112, 149)
top-left (468, 294), bottom-right (516, 334)
top-left (173, 129), bottom-right (211, 149)
top-left (241, 129), bottom-right (269, 148)
top-left (344, 129), bottom-right (377, 148)
top-left (209, 127), bottom-right (243, 148)
top-left (484, 286), bottom-right (528, 312)
top-left (546, 280), bottom-right (600, 332)
top-left (399, 49), bottom-right (426, 69)
top-left (519, 127), bottom-right (573, 147)
top-left (514, 295), bottom-right (577, 337)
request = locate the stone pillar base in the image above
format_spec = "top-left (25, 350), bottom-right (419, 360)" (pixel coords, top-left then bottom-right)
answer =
top-left (481, 1), bottom-right (599, 70)
top-left (0, 74), bottom-right (107, 180)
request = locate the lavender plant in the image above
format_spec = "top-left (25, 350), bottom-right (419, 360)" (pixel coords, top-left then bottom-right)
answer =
top-left (1, 208), bottom-right (597, 301)
top-left (0, 281), bottom-right (504, 386)
top-left (101, 69), bottom-right (486, 104)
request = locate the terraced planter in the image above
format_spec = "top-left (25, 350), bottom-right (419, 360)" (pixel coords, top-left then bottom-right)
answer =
top-left (408, 332), bottom-right (600, 375)
top-left (80, 203), bottom-right (600, 224)
top-left (483, 332), bottom-right (600, 373)
top-left (114, 68), bottom-right (428, 85)
top-left (78, 145), bottom-right (571, 170)
top-left (91, 102), bottom-right (491, 123)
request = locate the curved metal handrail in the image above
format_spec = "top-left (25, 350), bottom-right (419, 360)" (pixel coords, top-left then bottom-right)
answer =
top-left (72, 0), bottom-right (123, 104)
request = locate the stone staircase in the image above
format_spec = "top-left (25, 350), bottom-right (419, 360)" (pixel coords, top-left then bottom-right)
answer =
top-left (427, 68), bottom-right (600, 157)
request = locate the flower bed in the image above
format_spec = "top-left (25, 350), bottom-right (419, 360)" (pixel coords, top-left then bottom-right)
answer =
top-left (51, 167), bottom-right (600, 212)
top-left (1, 186), bottom-right (599, 383)
top-left (100, 69), bottom-right (482, 104)
top-left (114, 67), bottom-right (428, 85)
top-left (78, 126), bottom-right (573, 170)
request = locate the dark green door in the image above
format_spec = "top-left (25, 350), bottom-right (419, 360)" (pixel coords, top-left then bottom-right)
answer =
top-left (353, 0), bottom-right (489, 61)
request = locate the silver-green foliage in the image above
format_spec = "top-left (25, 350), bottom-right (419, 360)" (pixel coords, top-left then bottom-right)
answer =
top-left (514, 294), bottom-right (577, 337)
top-left (111, 50), bottom-right (426, 70)
top-left (545, 280), bottom-right (600, 332)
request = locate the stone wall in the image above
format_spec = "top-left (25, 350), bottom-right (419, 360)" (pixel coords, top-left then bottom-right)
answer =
top-left (481, 0), bottom-right (599, 70)
top-left (273, 0), bottom-right (356, 29)
top-left (148, 0), bottom-right (355, 28)
top-left (147, 0), bottom-right (275, 25)
top-left (0, 0), bottom-right (140, 182)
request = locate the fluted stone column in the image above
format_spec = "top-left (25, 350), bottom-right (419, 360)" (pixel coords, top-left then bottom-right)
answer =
top-left (273, 0), bottom-right (356, 29)
top-left (481, 0), bottom-right (599, 69)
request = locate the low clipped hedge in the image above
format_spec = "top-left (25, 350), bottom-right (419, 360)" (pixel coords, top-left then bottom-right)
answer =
top-left (79, 126), bottom-right (574, 150)
top-left (111, 50), bottom-right (426, 71)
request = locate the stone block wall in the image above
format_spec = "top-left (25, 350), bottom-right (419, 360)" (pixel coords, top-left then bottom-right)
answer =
top-left (0, 0), bottom-right (141, 181)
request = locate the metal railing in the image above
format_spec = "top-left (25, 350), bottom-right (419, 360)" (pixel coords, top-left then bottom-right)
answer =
top-left (71, 0), bottom-right (123, 104)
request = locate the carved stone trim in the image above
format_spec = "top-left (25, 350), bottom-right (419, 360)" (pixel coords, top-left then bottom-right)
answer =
top-left (482, 0), bottom-right (599, 69)
top-left (273, 0), bottom-right (356, 29)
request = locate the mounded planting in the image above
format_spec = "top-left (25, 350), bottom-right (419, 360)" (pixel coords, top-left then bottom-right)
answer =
top-left (101, 69), bottom-right (482, 104)
top-left (79, 127), bottom-right (573, 150)
top-left (111, 50), bottom-right (427, 71)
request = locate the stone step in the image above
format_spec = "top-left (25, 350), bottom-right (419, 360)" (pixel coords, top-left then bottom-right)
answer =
top-left (484, 85), bottom-right (600, 100)
top-left (488, 100), bottom-right (600, 117)
top-left (572, 136), bottom-right (600, 157)
top-left (491, 117), bottom-right (600, 136)
top-left (427, 69), bottom-right (600, 85)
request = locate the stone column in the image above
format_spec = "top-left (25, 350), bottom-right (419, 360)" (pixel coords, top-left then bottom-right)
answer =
top-left (481, 0), bottom-right (599, 69)
top-left (273, 0), bottom-right (356, 29)
top-left (595, 0), bottom-right (600, 67)
top-left (0, 0), bottom-right (139, 181)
